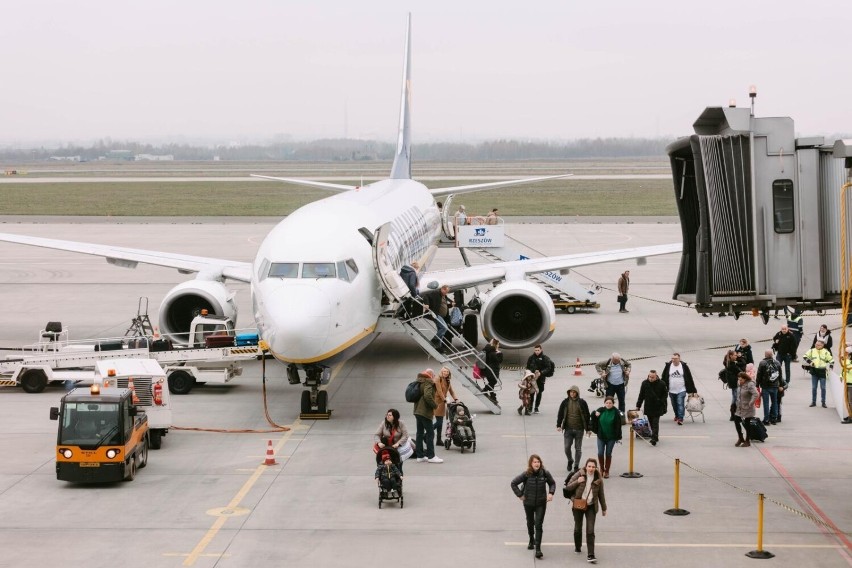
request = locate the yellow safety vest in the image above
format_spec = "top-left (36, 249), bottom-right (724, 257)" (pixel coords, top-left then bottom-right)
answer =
top-left (804, 348), bottom-right (833, 370)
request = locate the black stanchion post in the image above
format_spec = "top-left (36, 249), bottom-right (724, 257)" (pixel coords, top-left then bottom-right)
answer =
top-left (664, 458), bottom-right (690, 516)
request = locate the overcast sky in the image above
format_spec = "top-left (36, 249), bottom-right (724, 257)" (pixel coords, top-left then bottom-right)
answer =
top-left (3, 1), bottom-right (851, 146)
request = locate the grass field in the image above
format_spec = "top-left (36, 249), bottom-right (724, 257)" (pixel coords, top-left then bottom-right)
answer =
top-left (0, 161), bottom-right (676, 216)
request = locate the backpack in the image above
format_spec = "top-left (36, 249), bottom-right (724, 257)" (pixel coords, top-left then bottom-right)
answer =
top-left (404, 380), bottom-right (422, 403)
top-left (766, 360), bottom-right (781, 387)
top-left (449, 306), bottom-right (463, 327)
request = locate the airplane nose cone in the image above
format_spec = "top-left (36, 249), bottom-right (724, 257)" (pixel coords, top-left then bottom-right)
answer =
top-left (262, 284), bottom-right (332, 360)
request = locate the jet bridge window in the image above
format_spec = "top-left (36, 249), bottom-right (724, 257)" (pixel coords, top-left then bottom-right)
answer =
top-left (302, 262), bottom-right (336, 279)
top-left (772, 179), bottom-right (795, 234)
top-left (268, 262), bottom-right (299, 278)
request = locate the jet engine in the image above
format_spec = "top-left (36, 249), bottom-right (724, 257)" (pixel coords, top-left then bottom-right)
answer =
top-left (158, 280), bottom-right (237, 342)
top-left (479, 280), bottom-right (556, 349)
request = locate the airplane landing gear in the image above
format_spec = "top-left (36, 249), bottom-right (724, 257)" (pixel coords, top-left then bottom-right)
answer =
top-left (299, 365), bottom-right (332, 420)
top-left (287, 363), bottom-right (301, 385)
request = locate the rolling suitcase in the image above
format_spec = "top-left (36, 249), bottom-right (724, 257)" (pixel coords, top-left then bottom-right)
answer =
top-left (745, 417), bottom-right (768, 442)
top-left (94, 340), bottom-right (123, 352)
top-left (150, 338), bottom-right (174, 352)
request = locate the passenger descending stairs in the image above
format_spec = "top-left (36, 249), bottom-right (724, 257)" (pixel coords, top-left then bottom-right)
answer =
top-left (377, 311), bottom-right (502, 414)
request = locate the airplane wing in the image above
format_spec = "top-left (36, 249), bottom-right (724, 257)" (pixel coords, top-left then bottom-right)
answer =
top-left (419, 243), bottom-right (681, 290)
top-left (429, 174), bottom-right (573, 198)
top-left (0, 233), bottom-right (253, 282)
top-left (250, 174), bottom-right (356, 193)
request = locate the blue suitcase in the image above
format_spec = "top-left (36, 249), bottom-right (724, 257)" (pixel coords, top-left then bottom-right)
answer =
top-left (235, 332), bottom-right (259, 346)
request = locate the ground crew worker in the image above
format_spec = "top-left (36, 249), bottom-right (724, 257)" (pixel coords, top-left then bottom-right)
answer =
top-left (803, 340), bottom-right (833, 408)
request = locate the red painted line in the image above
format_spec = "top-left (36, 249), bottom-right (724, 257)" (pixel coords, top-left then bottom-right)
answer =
top-left (759, 446), bottom-right (852, 563)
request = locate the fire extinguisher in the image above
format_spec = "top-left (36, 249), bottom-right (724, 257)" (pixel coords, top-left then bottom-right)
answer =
top-left (153, 381), bottom-right (163, 405)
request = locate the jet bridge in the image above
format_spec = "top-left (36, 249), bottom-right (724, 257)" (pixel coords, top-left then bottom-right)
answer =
top-left (667, 101), bottom-right (852, 318)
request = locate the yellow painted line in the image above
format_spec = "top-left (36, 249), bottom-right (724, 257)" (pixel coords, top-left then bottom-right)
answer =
top-left (164, 553), bottom-right (231, 558)
top-left (181, 421), bottom-right (300, 566)
top-left (505, 542), bottom-right (842, 549)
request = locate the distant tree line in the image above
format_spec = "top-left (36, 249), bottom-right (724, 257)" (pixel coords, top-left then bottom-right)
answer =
top-left (0, 137), bottom-right (673, 162)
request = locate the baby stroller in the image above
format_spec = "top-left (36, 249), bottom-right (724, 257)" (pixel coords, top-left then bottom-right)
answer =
top-left (375, 447), bottom-right (403, 509)
top-left (443, 401), bottom-right (476, 453)
top-left (588, 377), bottom-right (605, 397)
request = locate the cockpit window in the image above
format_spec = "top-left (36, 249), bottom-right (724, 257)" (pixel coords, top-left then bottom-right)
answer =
top-left (302, 263), bottom-right (336, 279)
top-left (345, 258), bottom-right (359, 276)
top-left (336, 261), bottom-right (350, 282)
top-left (258, 258), bottom-right (271, 282)
top-left (268, 263), bottom-right (299, 278)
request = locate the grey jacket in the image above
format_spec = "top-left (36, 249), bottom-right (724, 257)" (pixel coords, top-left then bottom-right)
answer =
top-left (735, 379), bottom-right (759, 419)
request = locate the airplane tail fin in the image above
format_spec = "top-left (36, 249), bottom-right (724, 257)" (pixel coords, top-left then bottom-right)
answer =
top-left (389, 14), bottom-right (412, 180)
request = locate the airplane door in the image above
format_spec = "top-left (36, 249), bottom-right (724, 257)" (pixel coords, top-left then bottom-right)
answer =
top-left (371, 223), bottom-right (413, 302)
top-left (442, 194), bottom-right (455, 239)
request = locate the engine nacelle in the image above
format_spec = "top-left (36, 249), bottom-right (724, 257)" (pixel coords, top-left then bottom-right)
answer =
top-left (479, 280), bottom-right (556, 349)
top-left (158, 280), bottom-right (237, 343)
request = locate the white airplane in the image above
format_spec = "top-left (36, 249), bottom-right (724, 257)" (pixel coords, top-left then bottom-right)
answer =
top-left (0, 16), bottom-right (680, 415)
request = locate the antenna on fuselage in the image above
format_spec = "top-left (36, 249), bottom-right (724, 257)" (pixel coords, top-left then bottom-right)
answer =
top-left (389, 14), bottom-right (412, 180)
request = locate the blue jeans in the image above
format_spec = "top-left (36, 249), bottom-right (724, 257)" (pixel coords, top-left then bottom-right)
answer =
top-left (433, 415), bottom-right (444, 441)
top-left (414, 414), bottom-right (435, 459)
top-left (605, 383), bottom-right (626, 413)
top-left (811, 373), bottom-right (827, 405)
top-left (776, 353), bottom-right (792, 384)
top-left (669, 390), bottom-right (686, 421)
top-left (431, 313), bottom-right (448, 342)
top-left (596, 438), bottom-right (616, 457)
top-left (730, 386), bottom-right (739, 405)
top-left (761, 387), bottom-right (778, 422)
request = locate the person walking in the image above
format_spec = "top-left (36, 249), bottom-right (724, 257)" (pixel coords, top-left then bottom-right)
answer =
top-left (591, 396), bottom-right (623, 478)
top-left (617, 270), bottom-right (630, 313)
top-left (803, 339), bottom-right (834, 408)
top-left (595, 353), bottom-right (631, 413)
top-left (786, 308), bottom-right (804, 361)
top-left (773, 325), bottom-right (798, 385)
top-left (756, 349), bottom-right (782, 426)
top-left (635, 370), bottom-right (668, 445)
top-left (421, 284), bottom-right (451, 352)
top-left (510, 454), bottom-right (556, 559)
top-left (660, 353), bottom-right (697, 426)
top-left (734, 372), bottom-right (759, 447)
top-left (412, 369), bottom-right (443, 463)
top-left (481, 338), bottom-right (502, 403)
top-left (432, 367), bottom-right (458, 446)
top-left (556, 385), bottom-right (591, 473)
top-left (564, 458), bottom-right (607, 563)
top-left (526, 344), bottom-right (555, 414)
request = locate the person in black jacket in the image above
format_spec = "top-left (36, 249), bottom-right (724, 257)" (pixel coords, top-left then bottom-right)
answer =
top-left (773, 325), bottom-right (798, 385)
top-left (635, 370), bottom-right (668, 445)
top-left (526, 345), bottom-right (555, 413)
top-left (556, 386), bottom-right (591, 473)
top-left (421, 284), bottom-right (451, 352)
top-left (735, 338), bottom-right (754, 365)
top-left (660, 354), bottom-right (697, 425)
top-left (481, 339), bottom-right (502, 403)
top-left (510, 454), bottom-right (556, 559)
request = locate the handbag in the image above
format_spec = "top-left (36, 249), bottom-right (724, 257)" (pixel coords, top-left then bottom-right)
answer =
top-left (572, 497), bottom-right (588, 511)
top-left (473, 364), bottom-right (482, 380)
top-left (397, 439), bottom-right (415, 461)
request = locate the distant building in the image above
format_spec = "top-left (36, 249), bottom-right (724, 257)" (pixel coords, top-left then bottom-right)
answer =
top-left (48, 156), bottom-right (82, 162)
top-left (135, 154), bottom-right (174, 161)
top-left (105, 150), bottom-right (134, 160)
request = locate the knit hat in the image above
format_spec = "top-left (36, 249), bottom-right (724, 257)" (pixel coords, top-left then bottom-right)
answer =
top-left (381, 451), bottom-right (391, 461)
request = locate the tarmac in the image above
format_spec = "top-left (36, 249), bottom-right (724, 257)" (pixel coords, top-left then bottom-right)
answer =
top-left (0, 218), bottom-right (850, 568)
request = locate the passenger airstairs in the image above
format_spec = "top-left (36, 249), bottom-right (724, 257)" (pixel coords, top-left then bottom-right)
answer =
top-left (370, 221), bottom-right (502, 414)
top-left (376, 311), bottom-right (502, 414)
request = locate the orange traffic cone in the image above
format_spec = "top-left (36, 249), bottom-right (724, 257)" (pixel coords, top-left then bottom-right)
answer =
top-left (263, 440), bottom-right (277, 465)
top-left (153, 327), bottom-right (160, 339)
top-left (128, 378), bottom-right (140, 404)
top-left (573, 357), bottom-right (583, 376)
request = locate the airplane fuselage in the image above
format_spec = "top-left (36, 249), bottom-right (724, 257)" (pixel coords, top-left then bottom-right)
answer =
top-left (251, 178), bottom-right (441, 367)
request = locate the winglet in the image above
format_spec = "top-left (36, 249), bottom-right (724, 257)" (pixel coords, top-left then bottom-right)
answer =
top-left (389, 14), bottom-right (412, 180)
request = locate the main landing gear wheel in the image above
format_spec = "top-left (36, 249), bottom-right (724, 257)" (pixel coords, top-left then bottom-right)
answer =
top-left (300, 391), bottom-right (312, 414)
top-left (317, 390), bottom-right (328, 414)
